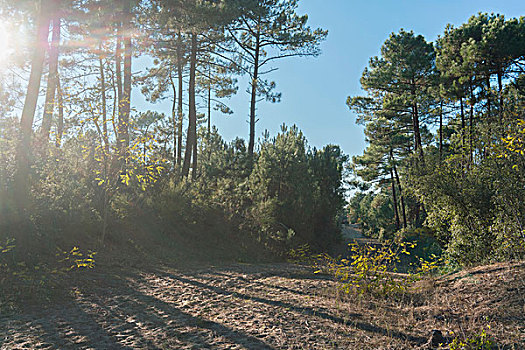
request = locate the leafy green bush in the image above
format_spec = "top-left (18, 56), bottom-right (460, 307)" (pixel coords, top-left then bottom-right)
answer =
top-left (1, 241), bottom-right (96, 310)
top-left (312, 239), bottom-right (447, 297)
top-left (450, 328), bottom-right (495, 350)
top-left (312, 241), bottom-right (415, 296)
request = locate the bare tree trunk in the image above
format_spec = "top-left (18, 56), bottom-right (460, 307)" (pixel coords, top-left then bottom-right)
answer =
top-left (177, 32), bottom-right (184, 166)
top-left (410, 82), bottom-right (424, 163)
top-left (115, 23), bottom-right (124, 163)
top-left (390, 165), bottom-right (400, 231)
top-left (121, 1), bottom-right (132, 161)
top-left (248, 23), bottom-right (261, 158)
top-left (169, 73), bottom-right (177, 165)
top-left (207, 65), bottom-right (211, 138)
top-left (55, 76), bottom-right (64, 147)
top-left (99, 54), bottom-right (109, 154)
top-left (439, 100), bottom-right (443, 163)
top-left (192, 135), bottom-right (198, 180)
top-left (392, 159), bottom-right (406, 229)
top-left (40, 10), bottom-right (61, 152)
top-left (485, 74), bottom-right (491, 158)
top-left (460, 96), bottom-right (465, 164)
top-left (486, 74), bottom-right (491, 119)
top-left (469, 84), bottom-right (474, 164)
top-left (15, 1), bottom-right (51, 209)
top-left (497, 65), bottom-right (503, 122)
top-left (182, 34), bottom-right (197, 178)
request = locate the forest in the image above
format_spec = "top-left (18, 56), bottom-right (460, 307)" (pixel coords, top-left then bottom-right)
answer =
top-left (0, 0), bottom-right (344, 263)
top-left (0, 0), bottom-right (524, 349)
top-left (348, 13), bottom-right (525, 266)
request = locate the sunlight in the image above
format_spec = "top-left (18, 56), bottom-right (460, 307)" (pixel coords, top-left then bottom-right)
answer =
top-left (0, 23), bottom-right (11, 63)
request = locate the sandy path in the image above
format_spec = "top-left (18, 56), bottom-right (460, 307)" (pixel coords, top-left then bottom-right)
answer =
top-left (0, 263), bottom-right (427, 349)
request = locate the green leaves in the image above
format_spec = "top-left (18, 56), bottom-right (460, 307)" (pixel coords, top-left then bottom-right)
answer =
top-left (0, 238), bottom-right (15, 254)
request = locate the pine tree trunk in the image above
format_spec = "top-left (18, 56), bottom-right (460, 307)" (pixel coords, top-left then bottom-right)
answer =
top-left (100, 54), bottom-right (110, 244)
top-left (207, 65), bottom-right (211, 138)
top-left (192, 135), bottom-right (198, 180)
top-left (40, 11), bottom-right (61, 152)
top-left (486, 75), bottom-right (491, 120)
top-left (390, 166), bottom-right (400, 231)
top-left (410, 82), bottom-right (424, 162)
top-left (115, 23), bottom-right (124, 163)
top-left (55, 76), bottom-right (64, 147)
top-left (485, 74), bottom-right (491, 158)
top-left (439, 100), bottom-right (443, 163)
top-left (248, 24), bottom-right (261, 158)
top-left (121, 1), bottom-right (132, 162)
top-left (15, 1), bottom-right (51, 209)
top-left (393, 160), bottom-right (407, 229)
top-left (460, 97), bottom-right (465, 160)
top-left (169, 73), bottom-right (177, 165)
top-left (497, 66), bottom-right (503, 122)
top-left (469, 84), bottom-right (474, 164)
top-left (177, 32), bottom-right (184, 166)
top-left (182, 34), bottom-right (197, 178)
top-left (99, 54), bottom-right (109, 154)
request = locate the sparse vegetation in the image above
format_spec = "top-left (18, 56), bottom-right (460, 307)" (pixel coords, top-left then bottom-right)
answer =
top-left (449, 327), bottom-right (495, 350)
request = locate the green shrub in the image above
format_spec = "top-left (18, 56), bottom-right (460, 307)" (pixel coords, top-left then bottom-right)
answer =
top-left (450, 328), bottom-right (495, 350)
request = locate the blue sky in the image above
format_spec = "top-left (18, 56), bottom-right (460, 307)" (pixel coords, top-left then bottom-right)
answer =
top-left (137, 0), bottom-right (524, 159)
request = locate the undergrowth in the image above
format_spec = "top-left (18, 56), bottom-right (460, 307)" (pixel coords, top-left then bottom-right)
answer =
top-left (448, 327), bottom-right (496, 350)
top-left (0, 238), bottom-right (96, 312)
top-left (293, 240), bottom-right (444, 297)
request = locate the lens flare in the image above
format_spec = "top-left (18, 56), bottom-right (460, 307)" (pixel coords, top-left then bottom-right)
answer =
top-left (0, 23), bottom-right (11, 63)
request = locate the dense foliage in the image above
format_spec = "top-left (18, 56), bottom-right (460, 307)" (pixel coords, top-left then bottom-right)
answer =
top-left (0, 0), bottom-right (343, 264)
top-left (348, 13), bottom-right (525, 266)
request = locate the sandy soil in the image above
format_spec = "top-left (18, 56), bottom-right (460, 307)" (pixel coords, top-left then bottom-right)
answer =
top-left (0, 261), bottom-right (523, 349)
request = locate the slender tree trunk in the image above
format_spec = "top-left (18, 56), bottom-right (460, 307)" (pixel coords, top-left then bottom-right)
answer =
top-left (248, 23), bottom-right (261, 158)
top-left (101, 188), bottom-right (109, 246)
top-left (115, 26), bottom-right (123, 110)
top-left (115, 23), bottom-right (124, 162)
top-left (99, 55), bottom-right (109, 154)
top-left (460, 97), bottom-right (465, 151)
top-left (486, 74), bottom-right (491, 120)
top-left (192, 135), bottom-right (198, 180)
top-left (412, 103), bottom-right (424, 162)
top-left (469, 84), bottom-right (474, 164)
top-left (439, 100), bottom-right (443, 163)
top-left (100, 56), bottom-right (109, 245)
top-left (40, 11), bottom-right (61, 152)
top-left (207, 65), bottom-right (211, 138)
top-left (392, 149), bottom-right (406, 228)
top-left (410, 83), bottom-right (424, 162)
top-left (190, 37), bottom-right (198, 180)
top-left (15, 1), bottom-right (51, 209)
top-left (485, 74), bottom-right (491, 158)
top-left (55, 76), bottom-right (64, 147)
top-left (497, 66), bottom-right (503, 122)
top-left (121, 1), bottom-right (132, 161)
top-left (169, 73), bottom-right (177, 165)
top-left (390, 165), bottom-right (400, 231)
top-left (177, 32), bottom-right (184, 166)
top-left (182, 34), bottom-right (197, 178)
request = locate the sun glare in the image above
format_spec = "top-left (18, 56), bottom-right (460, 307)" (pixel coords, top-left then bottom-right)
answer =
top-left (0, 23), bottom-right (11, 63)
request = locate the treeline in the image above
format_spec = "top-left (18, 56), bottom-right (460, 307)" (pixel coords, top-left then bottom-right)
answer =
top-left (348, 13), bottom-right (525, 266)
top-left (0, 0), bottom-right (345, 260)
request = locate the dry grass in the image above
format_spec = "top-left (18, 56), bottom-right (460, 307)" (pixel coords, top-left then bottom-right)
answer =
top-left (0, 261), bottom-right (523, 349)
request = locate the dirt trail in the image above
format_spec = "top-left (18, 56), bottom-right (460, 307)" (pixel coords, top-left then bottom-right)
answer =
top-left (341, 224), bottom-right (378, 244)
top-left (1, 263), bottom-right (430, 350)
top-left (1, 261), bottom-right (523, 349)
top-left (331, 224), bottom-right (380, 257)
